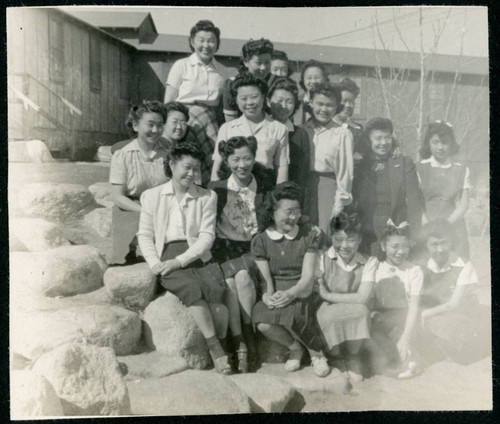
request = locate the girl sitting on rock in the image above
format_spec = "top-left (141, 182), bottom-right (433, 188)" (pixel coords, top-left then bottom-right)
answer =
top-left (251, 182), bottom-right (330, 377)
top-left (137, 142), bottom-right (232, 375)
top-left (209, 135), bottom-right (275, 372)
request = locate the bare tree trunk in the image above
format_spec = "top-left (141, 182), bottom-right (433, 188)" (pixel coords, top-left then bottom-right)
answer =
top-left (417, 7), bottom-right (425, 157)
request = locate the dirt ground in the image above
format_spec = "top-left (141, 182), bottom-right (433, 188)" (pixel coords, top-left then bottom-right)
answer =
top-left (9, 160), bottom-right (493, 412)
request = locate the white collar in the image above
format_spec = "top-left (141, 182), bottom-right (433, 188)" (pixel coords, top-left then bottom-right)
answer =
top-left (227, 174), bottom-right (257, 193)
top-left (420, 156), bottom-right (461, 169)
top-left (326, 247), bottom-right (366, 271)
top-left (122, 139), bottom-right (161, 160)
top-left (266, 225), bottom-right (299, 240)
top-left (161, 180), bottom-right (199, 199)
top-left (426, 254), bottom-right (466, 273)
top-left (379, 260), bottom-right (411, 274)
top-left (188, 52), bottom-right (217, 69)
top-left (284, 119), bottom-right (294, 132)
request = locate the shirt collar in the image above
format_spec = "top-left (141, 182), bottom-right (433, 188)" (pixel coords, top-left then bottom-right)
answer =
top-left (326, 247), bottom-right (366, 271)
top-left (420, 156), bottom-right (456, 169)
top-left (379, 260), bottom-right (411, 274)
top-left (227, 174), bottom-right (257, 193)
top-left (426, 254), bottom-right (465, 273)
top-left (266, 225), bottom-right (299, 240)
top-left (233, 113), bottom-right (270, 130)
top-left (188, 52), bottom-right (216, 69)
top-left (284, 119), bottom-right (294, 132)
top-left (122, 139), bottom-right (162, 160)
top-left (161, 180), bottom-right (201, 199)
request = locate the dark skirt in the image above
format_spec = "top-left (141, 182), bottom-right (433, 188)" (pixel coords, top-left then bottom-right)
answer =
top-left (211, 238), bottom-right (255, 279)
top-left (253, 277), bottom-right (325, 351)
top-left (160, 241), bottom-right (226, 306)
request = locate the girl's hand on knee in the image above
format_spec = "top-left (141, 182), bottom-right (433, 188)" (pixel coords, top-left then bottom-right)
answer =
top-left (262, 293), bottom-right (275, 309)
top-left (152, 259), bottom-right (181, 277)
top-left (271, 290), bottom-right (295, 308)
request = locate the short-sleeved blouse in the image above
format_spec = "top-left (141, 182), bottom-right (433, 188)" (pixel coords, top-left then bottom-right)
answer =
top-left (109, 139), bottom-right (169, 199)
top-left (251, 224), bottom-right (319, 278)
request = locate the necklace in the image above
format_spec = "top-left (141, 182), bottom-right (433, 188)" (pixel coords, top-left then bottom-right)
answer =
top-left (278, 239), bottom-right (290, 256)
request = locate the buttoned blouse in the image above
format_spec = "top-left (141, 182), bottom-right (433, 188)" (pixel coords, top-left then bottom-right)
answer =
top-left (166, 53), bottom-right (228, 107)
top-left (213, 114), bottom-right (289, 170)
top-left (109, 139), bottom-right (169, 198)
top-left (216, 175), bottom-right (259, 241)
top-left (362, 260), bottom-right (423, 298)
top-left (165, 195), bottom-right (189, 243)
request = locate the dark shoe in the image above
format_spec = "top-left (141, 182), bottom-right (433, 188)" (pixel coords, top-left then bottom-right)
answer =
top-left (211, 353), bottom-right (233, 375)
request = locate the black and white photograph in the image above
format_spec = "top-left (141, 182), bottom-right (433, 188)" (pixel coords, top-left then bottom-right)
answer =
top-left (7, 5), bottom-right (491, 418)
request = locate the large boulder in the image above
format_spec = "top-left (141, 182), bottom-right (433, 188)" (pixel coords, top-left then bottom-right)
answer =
top-left (118, 351), bottom-right (188, 379)
top-left (88, 182), bottom-right (113, 208)
top-left (143, 294), bottom-right (229, 370)
top-left (32, 340), bottom-right (131, 416)
top-left (229, 373), bottom-right (296, 413)
top-left (94, 146), bottom-right (112, 163)
top-left (11, 304), bottom-right (142, 361)
top-left (104, 263), bottom-right (156, 310)
top-left (10, 218), bottom-right (70, 251)
top-left (10, 370), bottom-right (64, 419)
top-left (18, 183), bottom-right (94, 221)
top-left (127, 370), bottom-right (251, 415)
top-left (10, 245), bottom-right (107, 297)
top-left (84, 208), bottom-right (112, 238)
top-left (9, 140), bottom-right (55, 163)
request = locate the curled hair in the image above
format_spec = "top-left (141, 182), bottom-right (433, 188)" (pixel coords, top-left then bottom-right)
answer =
top-left (271, 50), bottom-right (289, 62)
top-left (309, 82), bottom-right (342, 114)
top-left (230, 71), bottom-right (268, 99)
top-left (420, 121), bottom-right (459, 159)
top-left (420, 219), bottom-right (457, 246)
top-left (299, 59), bottom-right (328, 91)
top-left (380, 221), bottom-right (412, 244)
top-left (364, 117), bottom-right (393, 137)
top-left (258, 182), bottom-right (302, 230)
top-left (240, 38), bottom-right (274, 64)
top-left (125, 101), bottom-right (166, 137)
top-left (267, 76), bottom-right (299, 113)
top-left (164, 141), bottom-right (205, 178)
top-left (189, 20), bottom-right (220, 52)
top-left (338, 77), bottom-right (360, 97)
top-left (164, 101), bottom-right (189, 122)
top-left (218, 136), bottom-right (258, 161)
top-left (329, 212), bottom-right (361, 236)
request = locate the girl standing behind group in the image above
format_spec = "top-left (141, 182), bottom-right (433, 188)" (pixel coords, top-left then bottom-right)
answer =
top-left (293, 60), bottom-right (329, 126)
top-left (353, 118), bottom-right (423, 256)
top-left (417, 121), bottom-right (471, 259)
top-left (209, 136), bottom-right (275, 372)
top-left (212, 73), bottom-right (289, 185)
top-left (222, 38), bottom-right (274, 122)
top-left (302, 82), bottom-right (354, 234)
top-left (164, 20), bottom-right (228, 185)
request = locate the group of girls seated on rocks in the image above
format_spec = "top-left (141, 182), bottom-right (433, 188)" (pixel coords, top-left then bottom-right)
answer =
top-left (108, 19), bottom-right (489, 379)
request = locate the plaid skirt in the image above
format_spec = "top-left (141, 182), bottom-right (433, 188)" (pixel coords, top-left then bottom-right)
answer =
top-left (159, 241), bottom-right (226, 306)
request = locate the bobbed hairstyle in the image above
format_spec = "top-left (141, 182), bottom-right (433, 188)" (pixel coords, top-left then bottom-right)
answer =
top-left (364, 117), bottom-right (393, 137)
top-left (338, 77), bottom-right (360, 97)
top-left (125, 101), bottom-right (166, 137)
top-left (189, 20), bottom-right (221, 52)
top-left (419, 121), bottom-right (459, 159)
top-left (230, 71), bottom-right (268, 99)
top-left (420, 219), bottom-right (457, 246)
top-left (259, 182), bottom-right (302, 230)
top-left (299, 59), bottom-right (328, 91)
top-left (164, 141), bottom-right (205, 179)
top-left (164, 101), bottom-right (189, 122)
top-left (271, 50), bottom-right (289, 63)
top-left (309, 82), bottom-right (343, 114)
top-left (329, 212), bottom-right (362, 236)
top-left (218, 136), bottom-right (258, 161)
top-left (267, 76), bottom-right (300, 113)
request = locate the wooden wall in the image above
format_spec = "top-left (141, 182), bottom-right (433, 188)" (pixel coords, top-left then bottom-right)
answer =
top-left (7, 8), bottom-right (133, 159)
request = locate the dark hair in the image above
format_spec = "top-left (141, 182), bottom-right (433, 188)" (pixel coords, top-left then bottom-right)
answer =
top-left (380, 222), bottom-right (412, 244)
top-left (420, 121), bottom-right (459, 159)
top-left (271, 50), bottom-right (289, 62)
top-left (125, 101), bottom-right (166, 137)
top-left (338, 77), bottom-right (360, 97)
top-left (189, 20), bottom-right (220, 52)
top-left (299, 60), bottom-right (328, 91)
top-left (239, 38), bottom-right (274, 73)
top-left (364, 117), bottom-right (393, 137)
top-left (164, 101), bottom-right (189, 122)
top-left (164, 142), bottom-right (205, 178)
top-left (218, 136), bottom-right (258, 161)
top-left (267, 76), bottom-right (300, 113)
top-left (329, 212), bottom-right (361, 236)
top-left (230, 71), bottom-right (268, 99)
top-left (309, 82), bottom-right (342, 114)
top-left (259, 182), bottom-right (302, 230)
top-left (420, 219), bottom-right (457, 246)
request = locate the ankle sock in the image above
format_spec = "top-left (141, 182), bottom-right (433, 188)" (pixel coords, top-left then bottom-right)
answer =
top-left (206, 336), bottom-right (225, 360)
